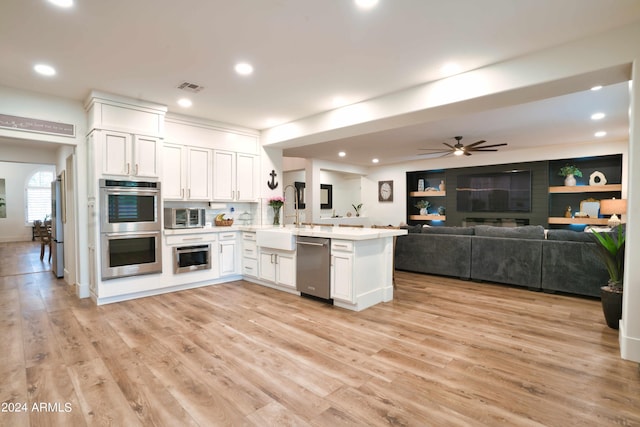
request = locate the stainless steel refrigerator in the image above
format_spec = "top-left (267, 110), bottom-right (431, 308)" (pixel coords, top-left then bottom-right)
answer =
top-left (51, 176), bottom-right (64, 278)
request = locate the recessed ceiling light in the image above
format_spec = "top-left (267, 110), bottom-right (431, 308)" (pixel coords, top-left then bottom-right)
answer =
top-left (34, 64), bottom-right (56, 76)
top-left (48, 0), bottom-right (73, 7)
top-left (591, 112), bottom-right (605, 120)
top-left (590, 85), bottom-right (603, 91)
top-left (355, 0), bottom-right (379, 9)
top-left (177, 98), bottom-right (192, 108)
top-left (372, 158), bottom-right (379, 163)
top-left (234, 62), bottom-right (254, 76)
top-left (338, 151), bottom-right (346, 157)
top-left (595, 131), bottom-right (607, 137)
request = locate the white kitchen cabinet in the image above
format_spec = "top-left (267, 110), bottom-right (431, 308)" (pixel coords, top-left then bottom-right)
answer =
top-left (101, 129), bottom-right (161, 178)
top-left (259, 249), bottom-right (296, 289)
top-left (218, 232), bottom-right (239, 277)
top-left (163, 143), bottom-right (213, 201)
top-left (212, 150), bottom-right (258, 202)
top-left (331, 240), bottom-right (354, 303)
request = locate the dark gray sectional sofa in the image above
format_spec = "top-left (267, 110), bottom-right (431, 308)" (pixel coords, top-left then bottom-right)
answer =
top-left (395, 224), bottom-right (613, 298)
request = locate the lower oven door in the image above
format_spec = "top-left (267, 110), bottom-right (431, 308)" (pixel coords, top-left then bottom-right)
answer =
top-left (174, 244), bottom-right (211, 273)
top-left (101, 231), bottom-right (162, 280)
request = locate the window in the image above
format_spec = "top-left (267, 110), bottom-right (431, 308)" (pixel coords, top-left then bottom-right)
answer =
top-left (26, 170), bottom-right (54, 223)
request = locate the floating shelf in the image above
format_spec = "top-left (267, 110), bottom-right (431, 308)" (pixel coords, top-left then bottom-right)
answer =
top-left (409, 190), bottom-right (445, 197)
top-left (547, 217), bottom-right (610, 225)
top-left (409, 214), bottom-right (446, 221)
top-left (548, 184), bottom-right (622, 193)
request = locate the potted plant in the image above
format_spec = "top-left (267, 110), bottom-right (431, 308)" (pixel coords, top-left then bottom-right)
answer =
top-left (414, 200), bottom-right (430, 215)
top-left (558, 164), bottom-right (582, 186)
top-left (592, 226), bottom-right (625, 329)
top-left (352, 203), bottom-right (363, 217)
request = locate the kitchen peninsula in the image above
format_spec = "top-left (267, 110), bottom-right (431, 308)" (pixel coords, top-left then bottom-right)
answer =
top-left (240, 225), bottom-right (407, 311)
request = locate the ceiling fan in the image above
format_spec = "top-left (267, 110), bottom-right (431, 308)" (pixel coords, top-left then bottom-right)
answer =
top-left (419, 136), bottom-right (507, 157)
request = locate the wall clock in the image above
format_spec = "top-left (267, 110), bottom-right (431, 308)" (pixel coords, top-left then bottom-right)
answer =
top-left (378, 180), bottom-right (393, 202)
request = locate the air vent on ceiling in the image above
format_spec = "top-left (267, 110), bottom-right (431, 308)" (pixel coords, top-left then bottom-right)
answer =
top-left (177, 81), bottom-right (205, 93)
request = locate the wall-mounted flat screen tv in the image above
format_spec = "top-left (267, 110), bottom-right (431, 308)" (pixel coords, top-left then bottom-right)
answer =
top-left (456, 170), bottom-right (531, 212)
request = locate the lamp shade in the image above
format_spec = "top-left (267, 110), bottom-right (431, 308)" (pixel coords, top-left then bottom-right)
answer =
top-left (600, 198), bottom-right (627, 215)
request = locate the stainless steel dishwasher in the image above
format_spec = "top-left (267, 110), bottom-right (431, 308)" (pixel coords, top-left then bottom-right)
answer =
top-left (296, 236), bottom-right (331, 300)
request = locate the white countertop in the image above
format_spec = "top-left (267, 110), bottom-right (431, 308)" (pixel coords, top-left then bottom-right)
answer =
top-left (163, 224), bottom-right (406, 241)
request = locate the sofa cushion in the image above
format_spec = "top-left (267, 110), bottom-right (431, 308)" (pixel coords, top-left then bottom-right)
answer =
top-left (546, 229), bottom-right (596, 243)
top-left (421, 226), bottom-right (474, 235)
top-left (474, 224), bottom-right (545, 240)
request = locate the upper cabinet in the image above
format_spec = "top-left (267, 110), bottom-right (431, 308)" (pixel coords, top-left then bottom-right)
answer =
top-left (163, 143), bottom-right (213, 201)
top-left (212, 150), bottom-right (258, 202)
top-left (100, 130), bottom-right (161, 178)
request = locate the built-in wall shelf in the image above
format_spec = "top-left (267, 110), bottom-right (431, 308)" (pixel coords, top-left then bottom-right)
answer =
top-left (547, 217), bottom-right (610, 225)
top-left (409, 190), bottom-right (446, 197)
top-left (548, 184), bottom-right (622, 193)
top-left (409, 214), bottom-right (446, 221)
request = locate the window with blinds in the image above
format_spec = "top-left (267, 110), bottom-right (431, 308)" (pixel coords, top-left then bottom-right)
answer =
top-left (26, 170), bottom-right (54, 223)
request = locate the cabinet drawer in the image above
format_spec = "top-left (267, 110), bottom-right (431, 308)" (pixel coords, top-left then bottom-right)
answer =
top-left (331, 240), bottom-right (353, 252)
top-left (242, 241), bottom-right (257, 259)
top-left (243, 232), bottom-right (256, 241)
top-left (219, 231), bottom-right (237, 241)
top-left (243, 258), bottom-right (258, 277)
top-left (166, 233), bottom-right (217, 245)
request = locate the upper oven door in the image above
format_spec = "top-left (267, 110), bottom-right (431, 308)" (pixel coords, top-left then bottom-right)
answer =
top-left (101, 187), bottom-right (161, 232)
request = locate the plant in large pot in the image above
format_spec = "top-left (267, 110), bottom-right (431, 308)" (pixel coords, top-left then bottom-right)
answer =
top-left (558, 164), bottom-right (582, 186)
top-left (592, 226), bottom-right (625, 329)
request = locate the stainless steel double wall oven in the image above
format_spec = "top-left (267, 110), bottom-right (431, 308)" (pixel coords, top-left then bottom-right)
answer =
top-left (99, 179), bottom-right (162, 280)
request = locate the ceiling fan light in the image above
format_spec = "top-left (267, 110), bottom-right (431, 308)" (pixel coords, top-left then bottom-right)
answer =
top-left (454, 149), bottom-right (464, 156)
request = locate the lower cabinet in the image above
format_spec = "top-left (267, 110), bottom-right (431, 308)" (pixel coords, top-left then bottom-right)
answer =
top-left (241, 232), bottom-right (258, 278)
top-left (331, 240), bottom-right (354, 303)
top-left (259, 250), bottom-right (296, 289)
top-left (218, 232), bottom-right (238, 277)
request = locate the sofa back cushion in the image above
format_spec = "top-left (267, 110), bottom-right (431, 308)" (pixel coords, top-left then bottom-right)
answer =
top-left (546, 229), bottom-right (596, 243)
top-left (474, 224), bottom-right (545, 240)
top-left (421, 226), bottom-right (475, 235)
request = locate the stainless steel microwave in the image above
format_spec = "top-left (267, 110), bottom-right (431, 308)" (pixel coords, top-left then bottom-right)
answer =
top-left (164, 208), bottom-right (205, 229)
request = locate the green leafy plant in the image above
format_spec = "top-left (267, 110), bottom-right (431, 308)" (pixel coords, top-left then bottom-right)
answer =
top-left (352, 203), bottom-right (362, 215)
top-left (558, 164), bottom-right (582, 177)
top-left (591, 226), bottom-right (625, 292)
top-left (414, 200), bottom-right (430, 210)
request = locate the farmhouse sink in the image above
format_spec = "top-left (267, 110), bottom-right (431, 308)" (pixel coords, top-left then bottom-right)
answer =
top-left (256, 229), bottom-right (296, 251)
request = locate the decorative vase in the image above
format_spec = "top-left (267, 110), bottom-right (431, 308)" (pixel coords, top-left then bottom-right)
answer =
top-left (564, 174), bottom-right (576, 186)
top-left (419, 208), bottom-right (427, 215)
top-left (272, 206), bottom-right (281, 226)
top-left (439, 180), bottom-right (445, 191)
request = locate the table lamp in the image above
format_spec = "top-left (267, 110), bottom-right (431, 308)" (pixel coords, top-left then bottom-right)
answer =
top-left (599, 198), bottom-right (627, 227)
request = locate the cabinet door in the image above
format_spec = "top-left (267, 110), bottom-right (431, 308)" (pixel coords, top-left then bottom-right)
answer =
top-left (331, 253), bottom-right (353, 302)
top-left (102, 130), bottom-right (131, 176)
top-left (133, 135), bottom-right (160, 177)
top-left (219, 240), bottom-right (237, 276)
top-left (162, 144), bottom-right (185, 200)
top-left (276, 253), bottom-right (296, 289)
top-left (187, 147), bottom-right (213, 200)
top-left (213, 150), bottom-right (235, 201)
top-left (236, 153), bottom-right (257, 201)
top-left (259, 252), bottom-right (276, 282)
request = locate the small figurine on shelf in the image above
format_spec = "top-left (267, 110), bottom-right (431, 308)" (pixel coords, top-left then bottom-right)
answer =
top-left (439, 180), bottom-right (445, 191)
top-left (565, 206), bottom-right (572, 218)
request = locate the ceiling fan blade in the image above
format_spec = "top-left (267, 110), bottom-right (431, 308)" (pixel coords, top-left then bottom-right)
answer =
top-left (418, 148), bottom-right (451, 151)
top-left (464, 151), bottom-right (472, 156)
top-left (468, 143), bottom-right (508, 150)
top-left (464, 140), bottom-right (487, 149)
top-left (470, 149), bottom-right (500, 152)
top-left (443, 142), bottom-right (456, 150)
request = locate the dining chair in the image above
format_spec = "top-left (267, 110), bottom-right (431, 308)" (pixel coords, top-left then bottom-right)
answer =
top-left (34, 220), bottom-right (52, 261)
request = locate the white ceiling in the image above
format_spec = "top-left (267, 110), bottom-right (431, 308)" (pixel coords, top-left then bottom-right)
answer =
top-left (1, 0), bottom-right (639, 166)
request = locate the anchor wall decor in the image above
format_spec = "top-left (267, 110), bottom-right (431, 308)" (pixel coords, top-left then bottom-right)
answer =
top-left (267, 170), bottom-right (279, 190)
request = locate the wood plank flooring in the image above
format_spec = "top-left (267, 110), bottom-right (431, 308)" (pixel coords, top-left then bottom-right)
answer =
top-left (1, 241), bottom-right (639, 426)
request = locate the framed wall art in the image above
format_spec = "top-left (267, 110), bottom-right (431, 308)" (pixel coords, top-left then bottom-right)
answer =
top-left (378, 180), bottom-right (393, 202)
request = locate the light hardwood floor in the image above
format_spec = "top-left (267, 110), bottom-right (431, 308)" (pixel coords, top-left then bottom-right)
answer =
top-left (1, 241), bottom-right (639, 426)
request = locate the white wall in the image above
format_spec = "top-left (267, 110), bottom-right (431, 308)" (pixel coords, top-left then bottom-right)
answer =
top-left (0, 161), bottom-right (56, 242)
